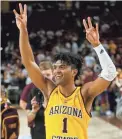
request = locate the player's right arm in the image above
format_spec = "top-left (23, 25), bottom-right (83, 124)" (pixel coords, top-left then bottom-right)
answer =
top-left (13, 3), bottom-right (55, 99)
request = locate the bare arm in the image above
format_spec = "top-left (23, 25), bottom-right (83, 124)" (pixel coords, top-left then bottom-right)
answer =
top-left (13, 4), bottom-right (55, 99)
top-left (20, 28), bottom-right (48, 96)
top-left (81, 80), bottom-right (110, 114)
top-left (20, 100), bottom-right (27, 110)
top-left (26, 96), bottom-right (40, 123)
top-left (87, 78), bottom-right (111, 97)
top-left (27, 110), bottom-right (37, 123)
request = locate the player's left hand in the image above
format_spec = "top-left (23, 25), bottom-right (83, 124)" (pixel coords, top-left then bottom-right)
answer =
top-left (83, 17), bottom-right (100, 47)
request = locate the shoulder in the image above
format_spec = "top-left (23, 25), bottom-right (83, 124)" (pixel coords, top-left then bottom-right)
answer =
top-left (46, 86), bottom-right (58, 102)
top-left (49, 86), bottom-right (58, 95)
top-left (45, 77), bottom-right (57, 97)
top-left (81, 82), bottom-right (93, 93)
top-left (80, 82), bottom-right (94, 101)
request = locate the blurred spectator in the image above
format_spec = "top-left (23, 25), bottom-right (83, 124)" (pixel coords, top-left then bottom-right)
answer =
top-left (0, 85), bottom-right (11, 104)
top-left (71, 34), bottom-right (78, 54)
top-left (20, 83), bottom-right (35, 110)
top-left (82, 68), bottom-right (97, 84)
top-left (20, 61), bottom-right (53, 110)
top-left (116, 72), bottom-right (122, 120)
top-left (106, 80), bottom-right (117, 116)
top-left (26, 61), bottom-right (53, 139)
top-left (100, 23), bottom-right (110, 34)
top-left (115, 71), bottom-right (122, 96)
top-left (115, 54), bottom-right (122, 68)
top-left (116, 95), bottom-right (122, 121)
top-left (108, 40), bottom-right (117, 55)
top-left (102, 40), bottom-right (109, 51)
top-left (84, 53), bottom-right (96, 68)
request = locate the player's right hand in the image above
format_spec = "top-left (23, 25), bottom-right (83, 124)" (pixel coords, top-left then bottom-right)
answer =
top-left (13, 3), bottom-right (27, 30)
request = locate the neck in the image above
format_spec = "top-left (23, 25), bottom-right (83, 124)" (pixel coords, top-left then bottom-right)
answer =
top-left (59, 83), bottom-right (76, 97)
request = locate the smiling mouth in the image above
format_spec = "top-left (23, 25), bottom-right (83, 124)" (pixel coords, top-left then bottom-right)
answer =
top-left (55, 75), bottom-right (63, 80)
top-left (56, 76), bottom-right (61, 79)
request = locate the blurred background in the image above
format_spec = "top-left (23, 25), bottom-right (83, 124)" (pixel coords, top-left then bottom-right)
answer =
top-left (1, 0), bottom-right (122, 119)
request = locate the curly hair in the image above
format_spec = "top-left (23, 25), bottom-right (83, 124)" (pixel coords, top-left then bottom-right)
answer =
top-left (53, 52), bottom-right (83, 80)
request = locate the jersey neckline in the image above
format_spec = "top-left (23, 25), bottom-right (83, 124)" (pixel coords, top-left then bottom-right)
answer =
top-left (58, 86), bottom-right (80, 101)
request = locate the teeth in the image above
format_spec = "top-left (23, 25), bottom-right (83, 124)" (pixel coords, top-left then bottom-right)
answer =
top-left (56, 76), bottom-right (61, 78)
top-left (56, 75), bottom-right (61, 77)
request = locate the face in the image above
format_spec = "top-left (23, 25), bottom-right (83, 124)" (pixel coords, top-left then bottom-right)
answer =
top-left (41, 69), bottom-right (53, 80)
top-left (53, 60), bottom-right (76, 85)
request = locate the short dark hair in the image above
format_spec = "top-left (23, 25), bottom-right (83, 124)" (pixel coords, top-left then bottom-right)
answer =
top-left (53, 52), bottom-right (83, 80)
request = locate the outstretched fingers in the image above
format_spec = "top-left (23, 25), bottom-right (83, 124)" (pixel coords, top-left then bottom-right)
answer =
top-left (13, 3), bottom-right (27, 16)
top-left (13, 9), bottom-right (19, 17)
top-left (24, 4), bottom-right (27, 15)
top-left (87, 17), bottom-right (93, 28)
top-left (96, 23), bottom-right (99, 36)
top-left (19, 3), bottom-right (24, 15)
top-left (83, 19), bottom-right (88, 30)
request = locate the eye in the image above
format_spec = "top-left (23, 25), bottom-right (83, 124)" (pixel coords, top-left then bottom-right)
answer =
top-left (60, 65), bottom-right (66, 69)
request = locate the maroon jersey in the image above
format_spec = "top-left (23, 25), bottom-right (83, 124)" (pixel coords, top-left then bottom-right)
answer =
top-left (1, 103), bottom-right (20, 139)
top-left (20, 83), bottom-right (35, 103)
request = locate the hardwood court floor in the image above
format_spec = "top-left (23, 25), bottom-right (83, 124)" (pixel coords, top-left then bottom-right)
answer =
top-left (88, 117), bottom-right (122, 139)
top-left (18, 109), bottom-right (122, 139)
top-left (101, 116), bottom-right (122, 130)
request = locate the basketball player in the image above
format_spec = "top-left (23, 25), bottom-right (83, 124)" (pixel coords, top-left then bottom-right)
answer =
top-left (13, 3), bottom-right (117, 139)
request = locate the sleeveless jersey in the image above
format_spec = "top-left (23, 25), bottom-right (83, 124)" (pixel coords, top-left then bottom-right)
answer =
top-left (45, 87), bottom-right (91, 139)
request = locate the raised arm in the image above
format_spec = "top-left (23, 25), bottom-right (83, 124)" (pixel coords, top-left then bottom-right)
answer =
top-left (82, 17), bottom-right (117, 98)
top-left (13, 4), bottom-right (55, 99)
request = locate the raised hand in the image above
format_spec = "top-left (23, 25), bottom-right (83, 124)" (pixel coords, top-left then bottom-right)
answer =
top-left (83, 17), bottom-right (100, 47)
top-left (13, 3), bottom-right (27, 30)
top-left (31, 96), bottom-right (40, 113)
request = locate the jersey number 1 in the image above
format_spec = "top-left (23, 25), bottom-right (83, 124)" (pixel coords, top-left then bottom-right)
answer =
top-left (62, 118), bottom-right (68, 133)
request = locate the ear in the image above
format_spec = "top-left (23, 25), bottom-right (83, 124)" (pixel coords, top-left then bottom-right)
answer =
top-left (72, 69), bottom-right (78, 77)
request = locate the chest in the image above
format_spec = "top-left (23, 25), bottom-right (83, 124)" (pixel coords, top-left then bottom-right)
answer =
top-left (45, 93), bottom-right (85, 122)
